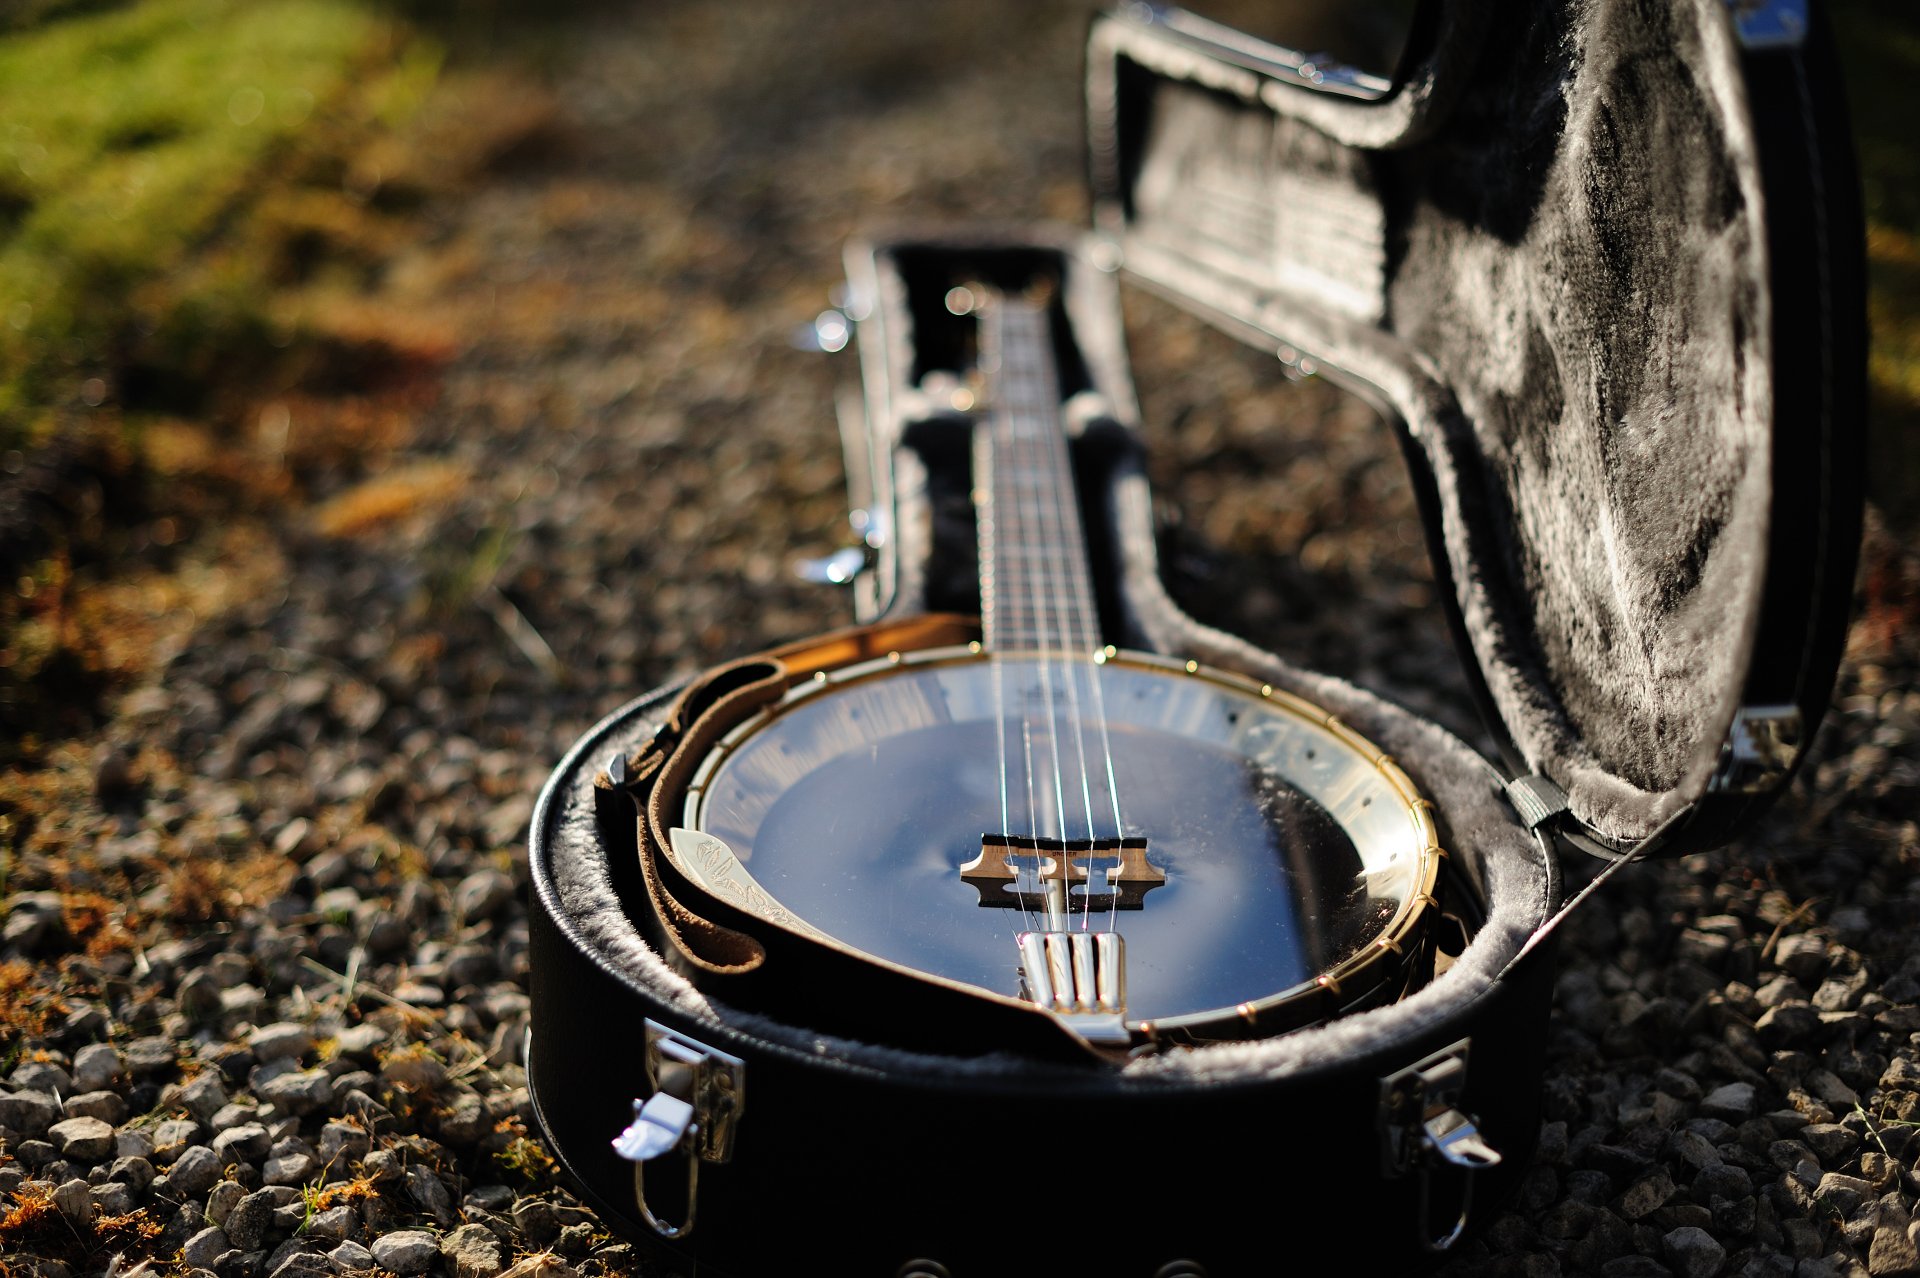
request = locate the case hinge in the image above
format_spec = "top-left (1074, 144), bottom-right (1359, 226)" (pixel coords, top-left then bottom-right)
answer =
top-left (612, 1020), bottom-right (746, 1240)
top-left (1379, 1039), bottom-right (1500, 1253)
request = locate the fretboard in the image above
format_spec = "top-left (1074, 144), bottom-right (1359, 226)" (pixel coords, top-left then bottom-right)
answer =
top-left (976, 299), bottom-right (1100, 656)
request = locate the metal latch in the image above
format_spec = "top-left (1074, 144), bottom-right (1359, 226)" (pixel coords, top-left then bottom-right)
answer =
top-left (1710, 704), bottom-right (1804, 795)
top-left (1379, 1039), bottom-right (1500, 1252)
top-left (612, 1020), bottom-right (746, 1240)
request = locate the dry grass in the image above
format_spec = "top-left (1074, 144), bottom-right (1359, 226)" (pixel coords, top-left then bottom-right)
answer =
top-left (312, 459), bottom-right (470, 539)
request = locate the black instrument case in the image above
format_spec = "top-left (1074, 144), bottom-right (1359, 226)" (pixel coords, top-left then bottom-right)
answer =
top-left (525, 1), bottom-right (1864, 1273)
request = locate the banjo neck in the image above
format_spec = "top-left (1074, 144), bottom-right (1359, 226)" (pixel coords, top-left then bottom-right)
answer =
top-left (970, 290), bottom-right (1101, 660)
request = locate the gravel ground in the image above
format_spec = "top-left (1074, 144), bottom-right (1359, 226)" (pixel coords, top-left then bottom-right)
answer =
top-left (3, 4), bottom-right (1918, 1276)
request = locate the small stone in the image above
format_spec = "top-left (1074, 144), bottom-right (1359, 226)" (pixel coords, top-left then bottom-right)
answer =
top-left (249, 1023), bottom-right (314, 1063)
top-left (306, 1205), bottom-right (356, 1243)
top-left (207, 1178), bottom-right (246, 1226)
top-left (1663, 1225), bottom-right (1727, 1278)
top-left (1702, 1082), bottom-right (1761, 1121)
top-left (1775, 933), bottom-right (1830, 983)
top-left (316, 1120), bottom-right (372, 1165)
top-left (268, 1251), bottom-right (332, 1278)
top-left (125, 1037), bottom-right (177, 1075)
top-left (1756, 1002), bottom-right (1823, 1047)
top-left (108, 1155), bottom-right (155, 1191)
top-left (0, 1089), bottom-right (59, 1136)
top-left (70, 1043), bottom-right (124, 1092)
top-left (1815, 968), bottom-right (1871, 1012)
top-left (331, 1024), bottom-right (388, 1062)
top-left (62, 1090), bottom-right (127, 1124)
top-left (512, 1197), bottom-right (559, 1242)
top-left (328, 1240), bottom-right (376, 1273)
top-left (116, 1128), bottom-right (155, 1160)
top-left (381, 1049), bottom-right (447, 1094)
top-left (455, 869), bottom-right (516, 924)
top-left (53, 1177), bottom-right (91, 1222)
top-left (183, 1225), bottom-right (232, 1270)
top-left (263, 1150), bottom-right (317, 1186)
top-left (405, 1163), bottom-right (454, 1223)
top-left (153, 1118), bottom-right (206, 1163)
top-left (48, 1116), bottom-right (115, 1161)
top-left (224, 1188), bottom-right (276, 1251)
top-left (1874, 1194), bottom-right (1920, 1275)
top-left (442, 1222), bottom-right (505, 1278)
top-left (1618, 1168), bottom-right (1676, 1219)
top-left (169, 1145), bottom-right (224, 1198)
top-left (90, 1182), bottom-right (135, 1216)
top-left (259, 1069), bottom-right (333, 1117)
top-left (212, 1123), bottom-right (272, 1164)
top-left (1804, 1123), bottom-right (1862, 1164)
top-left (435, 1092), bottom-right (489, 1147)
top-left (163, 1072), bottom-right (230, 1123)
top-left (371, 1229), bottom-right (441, 1274)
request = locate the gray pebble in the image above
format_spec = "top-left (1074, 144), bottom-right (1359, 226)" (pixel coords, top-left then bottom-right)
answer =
top-left (331, 1024), bottom-right (388, 1061)
top-left (53, 1176), bottom-right (92, 1222)
top-left (208, 1178), bottom-right (246, 1226)
top-left (108, 1155), bottom-right (155, 1191)
top-left (1663, 1225), bottom-right (1728, 1278)
top-left (306, 1205), bottom-right (357, 1243)
top-left (115, 1127), bottom-right (155, 1160)
top-left (183, 1225), bottom-right (232, 1270)
top-left (124, 1036), bottom-right (178, 1075)
top-left (442, 1221), bottom-right (506, 1278)
top-left (1618, 1168), bottom-right (1677, 1219)
top-left (259, 1068), bottom-right (333, 1117)
top-left (61, 1089), bottom-right (128, 1125)
top-left (1701, 1082), bottom-right (1760, 1121)
top-left (372, 1229), bottom-right (442, 1274)
top-left (11, 1061), bottom-right (72, 1094)
top-left (0, 1089), bottom-right (59, 1136)
top-left (327, 1240), bottom-right (376, 1272)
top-left (456, 869), bottom-right (516, 923)
top-left (163, 1071), bottom-right (230, 1123)
top-left (318, 1121), bottom-right (371, 1164)
top-left (153, 1117), bottom-right (206, 1162)
top-left (69, 1043), bottom-right (123, 1092)
top-left (264, 1150), bottom-right (318, 1186)
top-left (249, 1022), bottom-right (315, 1063)
top-left (224, 1187), bottom-right (276, 1251)
top-left (405, 1163), bottom-right (455, 1222)
top-left (90, 1181), bottom-right (135, 1216)
top-left (169, 1145), bottom-right (224, 1198)
top-left (48, 1115), bottom-right (115, 1161)
top-left (212, 1122), bottom-right (272, 1164)
top-left (177, 970), bottom-right (223, 1021)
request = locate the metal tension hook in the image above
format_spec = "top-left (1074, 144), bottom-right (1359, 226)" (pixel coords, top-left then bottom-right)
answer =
top-left (1378, 1039), bottom-right (1501, 1252)
top-left (612, 1020), bottom-right (746, 1240)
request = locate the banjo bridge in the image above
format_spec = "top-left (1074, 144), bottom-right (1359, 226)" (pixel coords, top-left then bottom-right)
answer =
top-left (959, 834), bottom-right (1165, 909)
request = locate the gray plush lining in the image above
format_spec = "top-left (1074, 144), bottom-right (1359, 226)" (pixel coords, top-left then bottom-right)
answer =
top-left (1092, 0), bottom-right (1777, 846)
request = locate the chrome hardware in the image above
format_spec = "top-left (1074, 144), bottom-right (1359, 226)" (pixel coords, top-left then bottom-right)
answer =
top-left (1726, 0), bottom-right (1806, 49)
top-left (1710, 704), bottom-right (1804, 795)
top-left (791, 307), bottom-right (851, 352)
top-left (612, 1020), bottom-right (746, 1240)
top-left (795, 545), bottom-right (869, 585)
top-left (849, 506), bottom-right (888, 549)
top-left (1380, 1039), bottom-right (1500, 1253)
top-left (961, 834), bottom-right (1166, 910)
top-left (1018, 930), bottom-right (1130, 1045)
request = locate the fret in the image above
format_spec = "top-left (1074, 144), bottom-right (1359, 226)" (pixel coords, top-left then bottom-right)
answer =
top-left (977, 297), bottom-right (1099, 656)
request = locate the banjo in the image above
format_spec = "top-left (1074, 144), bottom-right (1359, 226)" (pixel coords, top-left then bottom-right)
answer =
top-left (632, 277), bottom-right (1446, 1051)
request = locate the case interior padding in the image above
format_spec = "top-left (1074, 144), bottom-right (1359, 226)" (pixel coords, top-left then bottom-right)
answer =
top-left (1090, 0), bottom-right (1822, 846)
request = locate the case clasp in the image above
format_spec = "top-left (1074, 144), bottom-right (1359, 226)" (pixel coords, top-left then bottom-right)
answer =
top-left (1711, 704), bottom-right (1805, 795)
top-left (1379, 1039), bottom-right (1500, 1252)
top-left (613, 1020), bottom-right (746, 1240)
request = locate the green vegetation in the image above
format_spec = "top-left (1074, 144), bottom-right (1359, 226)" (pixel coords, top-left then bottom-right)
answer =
top-left (1834, 0), bottom-right (1920, 533)
top-left (0, 0), bottom-right (437, 433)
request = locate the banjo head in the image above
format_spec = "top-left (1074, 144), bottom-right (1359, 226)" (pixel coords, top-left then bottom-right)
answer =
top-left (680, 645), bottom-right (1440, 1041)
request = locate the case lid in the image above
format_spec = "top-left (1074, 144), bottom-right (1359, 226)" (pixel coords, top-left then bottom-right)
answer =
top-left (1085, 1), bottom-right (1864, 857)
